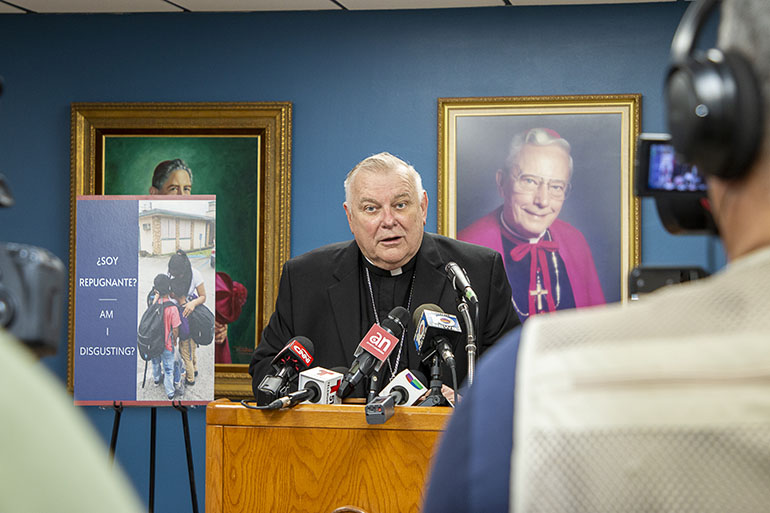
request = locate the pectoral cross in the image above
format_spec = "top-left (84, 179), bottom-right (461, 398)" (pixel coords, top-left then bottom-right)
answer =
top-left (530, 281), bottom-right (548, 311)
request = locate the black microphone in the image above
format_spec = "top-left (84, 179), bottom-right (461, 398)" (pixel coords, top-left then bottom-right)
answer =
top-left (365, 369), bottom-right (428, 424)
top-left (337, 306), bottom-right (409, 399)
top-left (445, 261), bottom-right (478, 304)
top-left (266, 386), bottom-right (318, 410)
top-left (412, 303), bottom-right (460, 369)
top-left (255, 336), bottom-right (315, 405)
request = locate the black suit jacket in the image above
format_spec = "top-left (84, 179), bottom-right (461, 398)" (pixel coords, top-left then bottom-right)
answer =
top-left (249, 232), bottom-right (519, 397)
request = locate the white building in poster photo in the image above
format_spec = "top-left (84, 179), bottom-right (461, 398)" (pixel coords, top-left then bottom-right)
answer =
top-left (138, 204), bottom-right (215, 256)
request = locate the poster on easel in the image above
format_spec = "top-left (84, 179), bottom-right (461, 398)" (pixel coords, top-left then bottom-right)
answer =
top-left (74, 196), bottom-right (215, 406)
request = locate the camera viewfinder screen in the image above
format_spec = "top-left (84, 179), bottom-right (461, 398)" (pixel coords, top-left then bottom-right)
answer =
top-left (648, 143), bottom-right (707, 192)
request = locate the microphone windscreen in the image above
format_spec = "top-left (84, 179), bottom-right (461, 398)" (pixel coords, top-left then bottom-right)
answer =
top-left (271, 335), bottom-right (315, 371)
top-left (412, 303), bottom-right (442, 327)
top-left (384, 306), bottom-right (410, 337)
top-left (290, 336), bottom-right (315, 357)
top-left (411, 369), bottom-right (428, 386)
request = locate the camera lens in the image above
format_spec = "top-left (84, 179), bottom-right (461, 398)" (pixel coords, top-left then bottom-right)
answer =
top-left (0, 288), bottom-right (15, 327)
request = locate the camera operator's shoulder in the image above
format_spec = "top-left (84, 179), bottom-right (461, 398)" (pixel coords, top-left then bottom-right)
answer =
top-left (0, 329), bottom-right (145, 512)
top-left (0, 328), bottom-right (37, 366)
top-left (525, 267), bottom-right (726, 351)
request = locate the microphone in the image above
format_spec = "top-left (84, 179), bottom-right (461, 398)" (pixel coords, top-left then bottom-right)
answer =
top-left (365, 369), bottom-right (428, 424)
top-left (412, 304), bottom-right (461, 369)
top-left (298, 366), bottom-right (343, 405)
top-left (337, 306), bottom-right (409, 399)
top-left (445, 261), bottom-right (478, 304)
top-left (255, 336), bottom-right (315, 405)
top-left (266, 366), bottom-right (344, 410)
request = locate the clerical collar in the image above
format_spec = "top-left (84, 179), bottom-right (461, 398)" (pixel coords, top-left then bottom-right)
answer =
top-left (499, 210), bottom-right (546, 244)
top-left (362, 253), bottom-right (417, 277)
top-left (361, 252), bottom-right (417, 381)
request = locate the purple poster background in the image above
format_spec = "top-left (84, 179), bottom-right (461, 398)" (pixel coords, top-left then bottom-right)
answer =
top-left (75, 198), bottom-right (139, 403)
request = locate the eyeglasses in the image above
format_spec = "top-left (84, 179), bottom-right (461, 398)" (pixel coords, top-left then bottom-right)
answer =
top-left (511, 173), bottom-right (571, 199)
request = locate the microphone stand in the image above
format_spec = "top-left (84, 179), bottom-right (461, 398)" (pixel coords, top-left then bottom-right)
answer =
top-left (457, 298), bottom-right (477, 387)
top-left (367, 374), bottom-right (380, 404)
top-left (418, 354), bottom-right (447, 407)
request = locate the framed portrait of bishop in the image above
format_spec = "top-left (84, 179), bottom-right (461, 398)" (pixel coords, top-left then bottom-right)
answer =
top-left (438, 95), bottom-right (641, 321)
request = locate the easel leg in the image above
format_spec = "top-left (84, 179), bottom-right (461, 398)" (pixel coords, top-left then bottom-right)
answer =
top-left (110, 401), bottom-right (123, 463)
top-left (149, 407), bottom-right (156, 513)
top-left (174, 401), bottom-right (199, 513)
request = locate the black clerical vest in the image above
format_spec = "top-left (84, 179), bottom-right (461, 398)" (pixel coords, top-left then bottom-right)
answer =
top-left (357, 255), bottom-right (417, 381)
top-left (501, 230), bottom-right (576, 322)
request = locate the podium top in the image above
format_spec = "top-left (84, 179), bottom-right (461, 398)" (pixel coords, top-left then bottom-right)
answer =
top-left (206, 398), bottom-right (451, 432)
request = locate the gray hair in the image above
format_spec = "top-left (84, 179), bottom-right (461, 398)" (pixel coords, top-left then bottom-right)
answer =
top-left (343, 152), bottom-right (424, 205)
top-left (504, 128), bottom-right (574, 177)
top-left (151, 159), bottom-right (193, 190)
top-left (718, 0), bottom-right (770, 151)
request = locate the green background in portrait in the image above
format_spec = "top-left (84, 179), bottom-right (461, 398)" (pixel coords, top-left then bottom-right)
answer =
top-left (104, 136), bottom-right (258, 364)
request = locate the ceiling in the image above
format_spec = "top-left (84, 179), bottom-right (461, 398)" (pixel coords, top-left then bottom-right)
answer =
top-left (0, 0), bottom-right (678, 14)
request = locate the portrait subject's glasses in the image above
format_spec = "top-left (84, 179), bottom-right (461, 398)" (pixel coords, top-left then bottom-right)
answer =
top-left (511, 173), bottom-right (571, 199)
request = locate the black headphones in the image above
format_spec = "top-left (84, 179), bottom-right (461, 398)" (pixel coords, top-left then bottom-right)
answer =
top-left (665, 0), bottom-right (763, 180)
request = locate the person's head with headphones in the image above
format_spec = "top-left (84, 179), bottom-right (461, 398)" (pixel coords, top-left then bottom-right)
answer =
top-left (719, 1), bottom-right (770, 144)
top-left (667, 0), bottom-right (770, 261)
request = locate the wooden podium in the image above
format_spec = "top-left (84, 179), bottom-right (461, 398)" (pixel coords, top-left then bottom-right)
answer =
top-left (206, 399), bottom-right (451, 513)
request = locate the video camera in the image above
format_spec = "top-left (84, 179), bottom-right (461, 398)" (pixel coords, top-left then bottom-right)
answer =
top-left (635, 133), bottom-right (716, 235)
top-left (0, 237), bottom-right (66, 354)
top-left (629, 133), bottom-right (714, 298)
top-left (0, 77), bottom-right (66, 354)
top-left (635, 133), bottom-right (708, 197)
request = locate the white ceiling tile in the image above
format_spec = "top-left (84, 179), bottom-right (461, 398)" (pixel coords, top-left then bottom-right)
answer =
top-left (0, 0), bottom-right (678, 14)
top-left (7, 0), bottom-right (182, 13)
top-left (175, 0), bottom-right (341, 11)
top-left (341, 0), bottom-right (504, 9)
top-left (511, 0), bottom-right (672, 4)
top-left (0, 3), bottom-right (26, 13)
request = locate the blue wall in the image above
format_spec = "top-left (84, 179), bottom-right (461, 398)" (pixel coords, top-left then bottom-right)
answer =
top-left (0, 2), bottom-right (723, 511)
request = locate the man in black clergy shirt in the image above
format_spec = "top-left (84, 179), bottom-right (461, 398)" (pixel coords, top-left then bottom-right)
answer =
top-left (249, 152), bottom-right (519, 398)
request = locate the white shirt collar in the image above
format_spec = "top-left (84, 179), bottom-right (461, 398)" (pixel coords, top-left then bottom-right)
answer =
top-left (363, 255), bottom-right (403, 276)
top-left (499, 210), bottom-right (546, 244)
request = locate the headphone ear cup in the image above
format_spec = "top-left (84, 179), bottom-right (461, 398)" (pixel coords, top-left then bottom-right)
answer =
top-left (721, 50), bottom-right (764, 179)
top-left (666, 62), bottom-right (704, 166)
top-left (666, 50), bottom-right (763, 181)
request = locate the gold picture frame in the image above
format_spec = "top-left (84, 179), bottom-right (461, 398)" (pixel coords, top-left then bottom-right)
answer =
top-left (438, 94), bottom-right (640, 303)
top-left (69, 102), bottom-right (291, 399)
